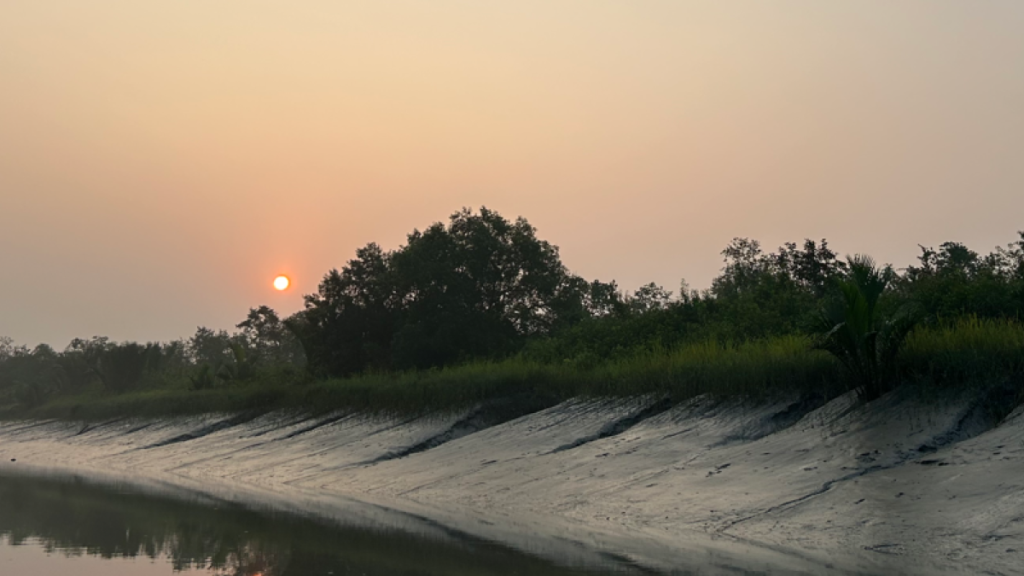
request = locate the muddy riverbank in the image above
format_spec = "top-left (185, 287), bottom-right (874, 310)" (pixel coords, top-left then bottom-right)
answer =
top-left (1, 389), bottom-right (1021, 575)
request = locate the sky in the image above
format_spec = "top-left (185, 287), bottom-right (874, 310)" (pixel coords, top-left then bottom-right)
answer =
top-left (2, 1), bottom-right (1023, 347)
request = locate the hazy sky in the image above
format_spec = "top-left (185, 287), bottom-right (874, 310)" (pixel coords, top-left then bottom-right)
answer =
top-left (2, 1), bottom-right (1023, 347)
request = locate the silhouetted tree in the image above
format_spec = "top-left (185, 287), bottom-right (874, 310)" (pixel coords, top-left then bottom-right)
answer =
top-left (628, 282), bottom-right (673, 314)
top-left (772, 239), bottom-right (847, 297)
top-left (188, 327), bottom-right (233, 367)
top-left (236, 306), bottom-right (304, 367)
top-left (295, 208), bottom-right (580, 375)
top-left (293, 242), bottom-right (398, 377)
top-left (709, 238), bottom-right (816, 338)
top-left (389, 207), bottom-right (574, 369)
top-left (897, 236), bottom-right (1024, 320)
top-left (93, 342), bottom-right (156, 393)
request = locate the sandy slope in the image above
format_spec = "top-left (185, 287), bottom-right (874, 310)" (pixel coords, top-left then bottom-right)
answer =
top-left (0, 390), bottom-right (1021, 575)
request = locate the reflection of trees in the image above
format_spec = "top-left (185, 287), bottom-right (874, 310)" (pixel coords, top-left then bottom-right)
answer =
top-left (0, 473), bottom-right (636, 576)
top-left (173, 539), bottom-right (290, 575)
top-left (0, 475), bottom-right (290, 574)
top-left (209, 544), bottom-right (289, 576)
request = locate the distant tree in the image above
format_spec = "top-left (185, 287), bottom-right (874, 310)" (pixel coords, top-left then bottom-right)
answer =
top-left (677, 278), bottom-right (701, 304)
top-left (628, 282), bottom-right (673, 314)
top-left (16, 345), bottom-right (65, 405)
top-left (66, 336), bottom-right (109, 356)
top-left (584, 279), bottom-right (628, 317)
top-left (389, 207), bottom-right (573, 369)
top-left (772, 239), bottom-right (847, 297)
top-left (0, 336), bottom-right (20, 361)
top-left (294, 242), bottom-right (398, 377)
top-left (65, 336), bottom-right (111, 387)
top-left (710, 238), bottom-right (817, 338)
top-left (898, 237), bottom-right (1024, 319)
top-left (53, 347), bottom-right (95, 391)
top-left (544, 276), bottom-right (627, 327)
top-left (296, 207), bottom-right (578, 375)
top-left (236, 305), bottom-right (303, 366)
top-left (716, 238), bottom-right (769, 289)
top-left (996, 231), bottom-right (1024, 280)
top-left (187, 327), bottom-right (233, 368)
top-left (158, 339), bottom-right (191, 374)
top-left (93, 343), bottom-right (154, 393)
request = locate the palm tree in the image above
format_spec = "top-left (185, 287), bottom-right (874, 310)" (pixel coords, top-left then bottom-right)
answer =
top-left (816, 255), bottom-right (917, 400)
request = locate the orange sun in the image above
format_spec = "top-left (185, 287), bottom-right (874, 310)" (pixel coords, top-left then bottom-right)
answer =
top-left (273, 275), bottom-right (290, 291)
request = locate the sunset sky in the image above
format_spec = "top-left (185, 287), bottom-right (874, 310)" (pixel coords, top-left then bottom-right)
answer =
top-left (2, 1), bottom-right (1023, 347)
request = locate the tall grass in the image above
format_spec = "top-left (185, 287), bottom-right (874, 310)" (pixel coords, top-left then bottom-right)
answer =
top-left (299, 336), bottom-right (841, 416)
top-left (900, 316), bottom-right (1024, 386)
top-left (15, 336), bottom-right (840, 420)
top-left (9, 319), bottom-right (1022, 421)
top-left (581, 335), bottom-right (839, 400)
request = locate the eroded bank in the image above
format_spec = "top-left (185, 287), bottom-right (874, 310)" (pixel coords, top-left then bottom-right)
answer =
top-left (1, 389), bottom-right (1021, 575)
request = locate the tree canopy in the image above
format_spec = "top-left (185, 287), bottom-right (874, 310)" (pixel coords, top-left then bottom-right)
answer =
top-left (294, 207), bottom-right (583, 375)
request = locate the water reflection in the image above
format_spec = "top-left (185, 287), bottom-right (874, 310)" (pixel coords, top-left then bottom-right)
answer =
top-left (0, 472), bottom-right (636, 575)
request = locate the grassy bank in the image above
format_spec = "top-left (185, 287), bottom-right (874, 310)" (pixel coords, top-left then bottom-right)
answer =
top-left (902, 317), bottom-right (1024, 386)
top-left (7, 318), bottom-right (1021, 422)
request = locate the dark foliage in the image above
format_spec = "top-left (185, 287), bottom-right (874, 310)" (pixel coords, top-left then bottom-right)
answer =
top-left (896, 234), bottom-right (1024, 320)
top-left (295, 207), bottom-right (581, 376)
top-left (1, 209), bottom-right (1021, 415)
top-left (815, 256), bottom-right (919, 400)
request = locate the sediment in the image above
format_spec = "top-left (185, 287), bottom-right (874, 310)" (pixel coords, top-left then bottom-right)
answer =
top-left (1, 389), bottom-right (1021, 575)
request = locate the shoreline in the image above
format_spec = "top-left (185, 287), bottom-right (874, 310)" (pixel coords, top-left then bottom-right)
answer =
top-left (1, 391), bottom-right (1021, 575)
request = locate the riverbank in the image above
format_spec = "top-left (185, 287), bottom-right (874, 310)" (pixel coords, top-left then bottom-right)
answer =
top-left (1, 388), bottom-right (1021, 575)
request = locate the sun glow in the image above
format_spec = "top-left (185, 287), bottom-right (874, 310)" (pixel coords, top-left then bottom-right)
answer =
top-left (273, 275), bottom-right (290, 291)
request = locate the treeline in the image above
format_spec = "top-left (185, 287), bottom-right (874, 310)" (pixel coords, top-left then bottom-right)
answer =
top-left (1, 207), bottom-right (1023, 412)
top-left (525, 234), bottom-right (1024, 366)
top-left (291, 208), bottom-right (1024, 376)
top-left (0, 306), bottom-right (303, 407)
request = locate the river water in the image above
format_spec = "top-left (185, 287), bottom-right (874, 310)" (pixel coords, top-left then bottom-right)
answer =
top-left (0, 472), bottom-right (649, 576)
